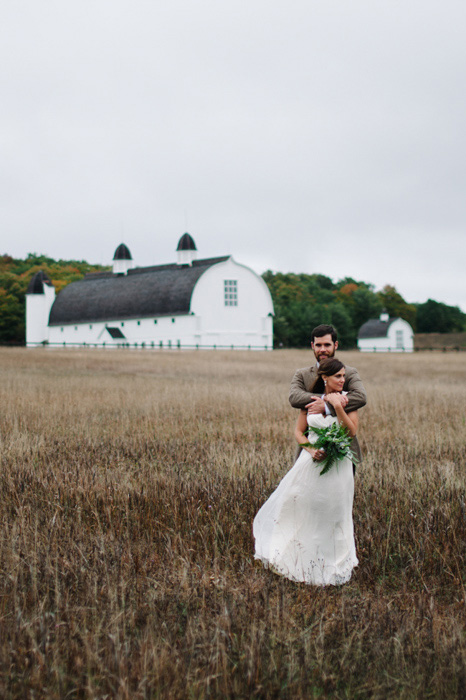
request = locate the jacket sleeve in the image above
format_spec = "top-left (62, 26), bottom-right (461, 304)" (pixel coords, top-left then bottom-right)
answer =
top-left (345, 368), bottom-right (367, 413)
top-left (289, 369), bottom-right (319, 410)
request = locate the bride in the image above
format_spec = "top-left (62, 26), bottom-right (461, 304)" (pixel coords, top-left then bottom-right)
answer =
top-left (253, 358), bottom-right (359, 586)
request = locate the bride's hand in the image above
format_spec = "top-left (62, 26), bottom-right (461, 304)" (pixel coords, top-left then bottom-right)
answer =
top-left (326, 393), bottom-right (346, 408)
top-left (311, 448), bottom-right (326, 462)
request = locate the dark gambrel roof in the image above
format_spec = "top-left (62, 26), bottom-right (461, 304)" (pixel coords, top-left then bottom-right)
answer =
top-left (48, 256), bottom-right (230, 326)
top-left (358, 317), bottom-right (399, 339)
top-left (26, 271), bottom-right (53, 294)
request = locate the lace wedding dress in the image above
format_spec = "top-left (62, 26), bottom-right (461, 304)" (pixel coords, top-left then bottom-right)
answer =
top-left (253, 413), bottom-right (358, 586)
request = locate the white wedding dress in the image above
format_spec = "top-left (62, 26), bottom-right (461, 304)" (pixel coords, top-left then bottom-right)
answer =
top-left (253, 413), bottom-right (358, 586)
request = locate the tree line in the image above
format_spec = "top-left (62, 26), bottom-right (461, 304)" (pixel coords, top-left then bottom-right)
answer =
top-left (262, 270), bottom-right (466, 348)
top-left (0, 254), bottom-right (465, 347)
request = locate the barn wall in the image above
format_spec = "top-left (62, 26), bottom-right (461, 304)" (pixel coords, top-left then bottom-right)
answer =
top-left (387, 319), bottom-right (414, 351)
top-left (190, 258), bottom-right (274, 349)
top-left (26, 284), bottom-right (56, 347)
top-left (47, 314), bottom-right (198, 347)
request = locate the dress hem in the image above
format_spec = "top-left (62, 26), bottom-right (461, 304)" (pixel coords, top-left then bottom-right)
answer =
top-left (254, 553), bottom-right (358, 587)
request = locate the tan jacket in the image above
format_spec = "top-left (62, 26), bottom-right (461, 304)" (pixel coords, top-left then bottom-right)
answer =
top-left (289, 363), bottom-right (367, 466)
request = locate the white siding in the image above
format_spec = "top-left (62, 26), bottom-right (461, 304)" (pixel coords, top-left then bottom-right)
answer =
top-left (190, 258), bottom-right (274, 349)
top-left (358, 318), bottom-right (414, 353)
top-left (48, 314), bottom-right (198, 348)
top-left (26, 284), bottom-right (56, 347)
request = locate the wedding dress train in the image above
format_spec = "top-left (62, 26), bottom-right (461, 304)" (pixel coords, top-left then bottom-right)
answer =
top-left (253, 414), bottom-right (358, 586)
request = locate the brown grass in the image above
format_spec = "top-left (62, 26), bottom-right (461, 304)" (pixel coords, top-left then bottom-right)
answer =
top-left (1, 347), bottom-right (466, 699)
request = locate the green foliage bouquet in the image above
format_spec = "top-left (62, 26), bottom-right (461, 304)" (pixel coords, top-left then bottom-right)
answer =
top-left (301, 422), bottom-right (356, 476)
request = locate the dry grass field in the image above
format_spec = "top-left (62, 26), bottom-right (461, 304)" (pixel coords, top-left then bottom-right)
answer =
top-left (1, 347), bottom-right (466, 699)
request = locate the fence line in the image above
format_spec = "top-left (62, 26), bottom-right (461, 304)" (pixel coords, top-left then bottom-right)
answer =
top-left (414, 346), bottom-right (466, 352)
top-left (3, 342), bottom-right (465, 352)
top-left (361, 346), bottom-right (466, 353)
top-left (23, 341), bottom-right (273, 351)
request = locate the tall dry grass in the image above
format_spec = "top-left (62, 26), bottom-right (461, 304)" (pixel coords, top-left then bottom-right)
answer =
top-left (0, 347), bottom-right (465, 699)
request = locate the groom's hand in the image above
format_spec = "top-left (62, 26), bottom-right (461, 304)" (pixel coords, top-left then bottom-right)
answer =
top-left (306, 397), bottom-right (326, 414)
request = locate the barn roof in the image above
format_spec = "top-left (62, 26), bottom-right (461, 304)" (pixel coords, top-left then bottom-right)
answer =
top-left (48, 256), bottom-right (230, 326)
top-left (358, 317), bottom-right (399, 339)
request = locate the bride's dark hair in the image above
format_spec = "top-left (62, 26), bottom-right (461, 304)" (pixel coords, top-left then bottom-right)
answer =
top-left (317, 358), bottom-right (344, 378)
top-left (313, 358), bottom-right (345, 393)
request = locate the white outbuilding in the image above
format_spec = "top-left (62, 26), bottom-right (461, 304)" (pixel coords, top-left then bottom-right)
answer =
top-left (357, 311), bottom-right (414, 352)
top-left (26, 234), bottom-right (274, 350)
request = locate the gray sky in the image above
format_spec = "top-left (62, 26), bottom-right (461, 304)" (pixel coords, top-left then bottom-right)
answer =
top-left (1, 1), bottom-right (465, 310)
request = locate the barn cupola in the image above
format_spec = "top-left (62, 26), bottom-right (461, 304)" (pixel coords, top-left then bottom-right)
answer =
top-left (176, 232), bottom-right (197, 266)
top-left (113, 243), bottom-right (134, 275)
top-left (26, 270), bottom-right (54, 295)
top-left (380, 309), bottom-right (389, 322)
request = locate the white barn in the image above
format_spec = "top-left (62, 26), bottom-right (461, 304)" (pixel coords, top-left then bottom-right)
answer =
top-left (26, 234), bottom-right (274, 350)
top-left (357, 311), bottom-right (414, 353)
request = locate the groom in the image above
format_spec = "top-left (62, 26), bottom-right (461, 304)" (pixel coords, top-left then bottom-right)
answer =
top-left (289, 324), bottom-right (367, 464)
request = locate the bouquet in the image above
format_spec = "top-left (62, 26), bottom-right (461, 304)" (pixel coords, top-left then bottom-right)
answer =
top-left (300, 422), bottom-right (357, 476)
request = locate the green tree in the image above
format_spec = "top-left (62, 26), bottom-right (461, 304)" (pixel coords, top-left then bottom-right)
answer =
top-left (262, 271), bottom-right (358, 347)
top-left (0, 254), bottom-right (109, 344)
top-left (327, 303), bottom-right (355, 349)
top-left (377, 285), bottom-right (417, 329)
top-left (416, 299), bottom-right (466, 333)
top-left (0, 285), bottom-right (25, 342)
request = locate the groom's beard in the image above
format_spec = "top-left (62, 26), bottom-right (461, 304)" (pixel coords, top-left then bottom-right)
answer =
top-left (314, 349), bottom-right (335, 362)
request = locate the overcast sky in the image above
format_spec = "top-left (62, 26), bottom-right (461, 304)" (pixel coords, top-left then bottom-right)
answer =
top-left (1, 1), bottom-right (465, 310)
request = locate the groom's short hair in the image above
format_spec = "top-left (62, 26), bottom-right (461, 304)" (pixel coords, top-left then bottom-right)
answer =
top-left (311, 324), bottom-right (338, 343)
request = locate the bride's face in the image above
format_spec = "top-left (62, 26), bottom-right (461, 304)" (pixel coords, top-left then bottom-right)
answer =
top-left (324, 369), bottom-right (345, 393)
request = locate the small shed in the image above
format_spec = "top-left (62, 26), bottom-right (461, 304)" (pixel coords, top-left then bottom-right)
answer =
top-left (357, 312), bottom-right (414, 353)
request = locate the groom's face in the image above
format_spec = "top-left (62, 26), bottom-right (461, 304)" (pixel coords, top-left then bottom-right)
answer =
top-left (311, 334), bottom-right (338, 362)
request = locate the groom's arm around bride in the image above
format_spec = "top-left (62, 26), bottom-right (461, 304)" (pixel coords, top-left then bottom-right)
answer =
top-left (289, 363), bottom-right (367, 415)
top-left (288, 324), bottom-right (367, 464)
top-left (289, 324), bottom-right (367, 414)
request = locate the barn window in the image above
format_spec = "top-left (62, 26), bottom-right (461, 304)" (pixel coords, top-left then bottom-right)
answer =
top-left (154, 319), bottom-right (158, 324)
top-left (172, 318), bottom-right (175, 323)
top-left (224, 280), bottom-right (238, 306)
top-left (89, 325), bottom-right (92, 329)
top-left (121, 322), bottom-right (125, 327)
top-left (396, 330), bottom-right (403, 348)
top-left (137, 321), bottom-right (141, 326)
